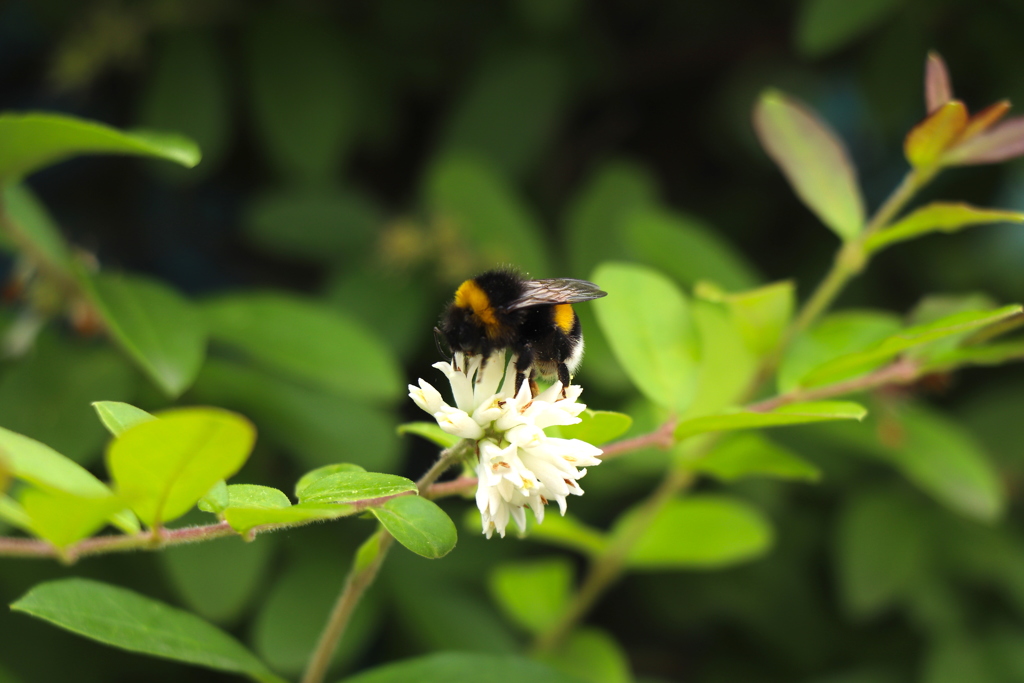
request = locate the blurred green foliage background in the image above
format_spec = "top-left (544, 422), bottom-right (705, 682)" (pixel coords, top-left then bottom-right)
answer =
top-left (4, 1), bottom-right (1024, 682)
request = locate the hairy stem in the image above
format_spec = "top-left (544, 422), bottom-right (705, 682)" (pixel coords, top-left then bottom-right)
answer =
top-left (301, 439), bottom-right (473, 683)
top-left (598, 418), bottom-right (677, 460)
top-left (0, 521), bottom-right (238, 562)
top-left (789, 167), bottom-right (933, 341)
top-left (747, 356), bottom-right (920, 412)
top-left (863, 169), bottom-right (921, 237)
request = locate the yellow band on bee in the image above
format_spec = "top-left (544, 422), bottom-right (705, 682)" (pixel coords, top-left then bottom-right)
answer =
top-left (553, 303), bottom-right (575, 333)
top-left (454, 279), bottom-right (499, 327)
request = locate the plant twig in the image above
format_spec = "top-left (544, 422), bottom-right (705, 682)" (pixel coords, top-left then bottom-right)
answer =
top-left (747, 357), bottom-right (920, 413)
top-left (598, 418), bottom-right (677, 460)
top-left (300, 439), bottom-right (473, 683)
top-left (0, 521), bottom-right (237, 562)
top-left (425, 476), bottom-right (477, 499)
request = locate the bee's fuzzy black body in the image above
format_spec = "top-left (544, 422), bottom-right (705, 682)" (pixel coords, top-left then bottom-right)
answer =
top-left (438, 269), bottom-right (604, 395)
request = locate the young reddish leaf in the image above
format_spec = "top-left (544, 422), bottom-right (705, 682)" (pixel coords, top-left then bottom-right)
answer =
top-left (960, 100), bottom-right (1011, 142)
top-left (944, 117), bottom-right (1024, 165)
top-left (865, 202), bottom-right (1024, 253)
top-left (904, 101), bottom-right (967, 167)
top-left (925, 52), bottom-right (953, 114)
top-left (753, 89), bottom-right (865, 241)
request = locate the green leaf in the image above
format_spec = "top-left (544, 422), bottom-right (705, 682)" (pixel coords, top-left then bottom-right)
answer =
top-left (0, 334), bottom-right (135, 465)
top-left (138, 32), bottom-right (230, 179)
top-left (674, 401), bottom-right (867, 441)
top-left (397, 422), bottom-right (460, 448)
top-left (488, 558), bottom-right (573, 635)
top-left (799, 305), bottom-right (1022, 388)
top-left (243, 8), bottom-right (356, 182)
top-left (879, 403), bottom-right (1004, 521)
top-left (338, 653), bottom-right (581, 683)
top-left (535, 628), bottom-right (633, 683)
top-left (905, 101), bottom-right (968, 169)
top-left (85, 272), bottom-right (206, 397)
top-left (424, 154), bottom-right (550, 276)
top-left (296, 472), bottom-right (416, 505)
top-left (92, 401), bottom-right (156, 437)
top-left (551, 410), bottom-right (632, 446)
top-left (699, 280), bottom-right (795, 356)
top-left (253, 554), bottom-right (379, 675)
top-left (191, 359), bottom-right (400, 472)
top-left (795, 0), bottom-right (901, 58)
top-left (20, 489), bottom-right (126, 548)
top-left (197, 480), bottom-right (229, 514)
top-left (371, 495), bottom-right (457, 559)
top-left (202, 292), bottom-right (401, 403)
top-left (622, 495), bottom-right (774, 569)
top-left (865, 202), bottom-right (1024, 253)
top-left (1, 183), bottom-right (73, 271)
top-left (107, 407), bottom-right (256, 527)
top-left (0, 494), bottom-right (32, 533)
top-left (294, 463), bottom-right (366, 500)
top-left (518, 511), bottom-right (607, 557)
top-left (220, 484), bottom-right (291, 510)
top-left (0, 112), bottom-right (200, 181)
top-left (905, 293), bottom-right (1001, 357)
top-left (388, 559), bottom-right (518, 654)
top-left (0, 424), bottom-right (114, 498)
top-left (440, 49), bottom-right (567, 180)
top-left (11, 579), bottom-right (283, 683)
top-left (624, 208), bottom-right (760, 290)
top-left (778, 310), bottom-right (902, 393)
top-left (592, 262), bottom-right (699, 411)
top-left (0, 421), bottom-right (138, 532)
top-left (324, 263), bottom-right (435, 360)
top-left (689, 432), bottom-right (821, 482)
top-left (753, 89), bottom-right (865, 241)
top-left (924, 340), bottom-right (1024, 373)
top-left (243, 187), bottom-right (380, 262)
top-left (683, 298), bottom-right (759, 418)
top-left (223, 502), bottom-right (362, 535)
top-left (836, 488), bottom-right (930, 618)
top-left (161, 532), bottom-right (276, 625)
top-left (565, 161), bottom-right (659, 279)
top-left (922, 637), bottom-right (994, 683)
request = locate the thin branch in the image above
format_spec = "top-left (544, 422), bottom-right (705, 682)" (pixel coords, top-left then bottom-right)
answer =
top-left (300, 439), bottom-right (473, 683)
top-left (0, 487), bottom-right (424, 561)
top-left (0, 521), bottom-right (237, 562)
top-left (598, 418), bottom-right (677, 460)
top-left (747, 357), bottom-right (920, 413)
top-left (426, 476), bottom-right (477, 499)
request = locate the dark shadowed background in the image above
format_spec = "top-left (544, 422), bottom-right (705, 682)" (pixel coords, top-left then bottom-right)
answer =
top-left (3, 1), bottom-right (1024, 682)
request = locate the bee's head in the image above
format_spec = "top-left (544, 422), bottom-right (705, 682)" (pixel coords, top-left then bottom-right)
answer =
top-left (438, 302), bottom-right (485, 355)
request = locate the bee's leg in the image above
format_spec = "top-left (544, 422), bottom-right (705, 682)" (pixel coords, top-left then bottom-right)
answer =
top-left (556, 362), bottom-right (571, 398)
top-left (476, 353), bottom-right (488, 383)
top-left (529, 374), bottom-right (540, 398)
top-left (514, 348), bottom-right (534, 397)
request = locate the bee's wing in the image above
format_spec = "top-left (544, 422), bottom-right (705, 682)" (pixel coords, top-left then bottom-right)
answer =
top-left (504, 278), bottom-right (607, 311)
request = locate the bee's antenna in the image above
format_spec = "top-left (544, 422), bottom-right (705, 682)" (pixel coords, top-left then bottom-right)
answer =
top-left (433, 326), bottom-right (452, 361)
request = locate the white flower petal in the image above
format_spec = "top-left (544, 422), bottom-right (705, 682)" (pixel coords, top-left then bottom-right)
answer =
top-left (408, 379), bottom-right (445, 415)
top-left (473, 352), bottom-right (506, 408)
top-left (434, 406), bottom-right (484, 439)
top-left (535, 382), bottom-right (564, 403)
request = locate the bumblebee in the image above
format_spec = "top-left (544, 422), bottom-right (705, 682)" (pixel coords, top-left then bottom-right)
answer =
top-left (437, 269), bottom-right (607, 395)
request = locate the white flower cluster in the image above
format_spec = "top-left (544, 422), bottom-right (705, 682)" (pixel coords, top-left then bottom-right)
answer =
top-left (409, 352), bottom-right (603, 538)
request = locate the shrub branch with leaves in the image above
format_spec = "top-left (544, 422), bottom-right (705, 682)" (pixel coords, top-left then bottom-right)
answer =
top-left (2, 52), bottom-right (1024, 683)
